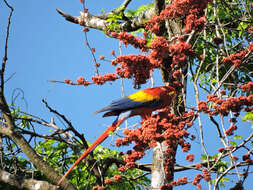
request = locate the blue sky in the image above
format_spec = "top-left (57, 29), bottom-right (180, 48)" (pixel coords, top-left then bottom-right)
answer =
top-left (0, 1), bottom-right (252, 189)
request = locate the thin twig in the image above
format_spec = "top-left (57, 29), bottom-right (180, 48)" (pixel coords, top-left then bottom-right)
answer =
top-left (42, 99), bottom-right (89, 149)
top-left (191, 64), bottom-right (210, 169)
top-left (1, 0), bottom-right (14, 90)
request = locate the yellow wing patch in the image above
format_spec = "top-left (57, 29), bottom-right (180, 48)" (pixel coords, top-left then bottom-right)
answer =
top-left (128, 91), bottom-right (159, 102)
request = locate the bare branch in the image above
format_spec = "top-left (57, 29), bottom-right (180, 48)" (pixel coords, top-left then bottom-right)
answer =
top-left (112, 0), bottom-right (132, 14)
top-left (56, 9), bottom-right (79, 24)
top-left (2, 0), bottom-right (14, 74)
top-left (42, 99), bottom-right (89, 150)
top-left (16, 116), bottom-right (78, 146)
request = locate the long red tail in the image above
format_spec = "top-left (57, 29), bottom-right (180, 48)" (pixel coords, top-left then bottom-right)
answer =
top-left (57, 118), bottom-right (125, 186)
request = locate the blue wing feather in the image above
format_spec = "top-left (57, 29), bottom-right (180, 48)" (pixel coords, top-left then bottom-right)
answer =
top-left (94, 96), bottom-right (162, 116)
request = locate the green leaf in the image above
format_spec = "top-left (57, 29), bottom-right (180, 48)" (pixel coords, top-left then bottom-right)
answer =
top-left (211, 79), bottom-right (218, 85)
top-left (100, 8), bottom-right (105, 14)
top-left (219, 177), bottom-right (229, 187)
top-left (234, 135), bottom-right (243, 140)
top-left (243, 112), bottom-right (253, 122)
top-left (229, 141), bottom-right (237, 146)
top-left (217, 161), bottom-right (228, 173)
top-left (237, 22), bottom-right (248, 30)
top-left (200, 154), bottom-right (207, 161)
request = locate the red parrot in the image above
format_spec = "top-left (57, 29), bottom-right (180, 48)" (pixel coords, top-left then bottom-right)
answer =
top-left (57, 86), bottom-right (176, 185)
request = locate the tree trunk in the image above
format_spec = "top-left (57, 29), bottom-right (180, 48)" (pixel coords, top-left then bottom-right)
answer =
top-left (151, 142), bottom-right (168, 189)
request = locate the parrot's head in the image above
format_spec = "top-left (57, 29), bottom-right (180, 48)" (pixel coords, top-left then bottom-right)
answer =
top-left (161, 86), bottom-right (176, 96)
top-left (159, 86), bottom-right (177, 105)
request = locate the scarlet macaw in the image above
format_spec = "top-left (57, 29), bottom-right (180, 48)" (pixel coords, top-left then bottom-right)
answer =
top-left (57, 86), bottom-right (176, 185)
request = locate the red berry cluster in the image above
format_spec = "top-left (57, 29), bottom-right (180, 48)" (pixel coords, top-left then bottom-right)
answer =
top-left (91, 73), bottom-right (118, 85)
top-left (248, 43), bottom-right (253, 51)
top-left (229, 118), bottom-right (237, 123)
top-left (192, 173), bottom-right (203, 187)
top-left (182, 142), bottom-right (191, 152)
top-left (64, 77), bottom-right (90, 86)
top-left (124, 150), bottom-right (145, 168)
top-left (186, 153), bottom-right (195, 162)
top-left (222, 43), bottom-right (253, 68)
top-left (104, 179), bottom-right (113, 184)
top-left (110, 32), bottom-right (147, 51)
top-left (104, 175), bottom-right (123, 187)
top-left (149, 36), bottom-right (170, 67)
top-left (184, 12), bottom-right (207, 33)
top-left (192, 169), bottom-right (210, 189)
top-left (148, 36), bottom-right (195, 82)
top-left (145, 0), bottom-right (211, 34)
top-left (64, 78), bottom-right (74, 85)
top-left (172, 176), bottom-right (188, 186)
top-left (242, 153), bottom-right (253, 164)
top-left (64, 74), bottom-right (118, 86)
top-left (198, 94), bottom-right (253, 116)
top-left (171, 81), bottom-right (184, 90)
top-left (222, 50), bottom-right (247, 68)
top-left (218, 147), bottom-right (225, 153)
top-left (168, 37), bottom-right (196, 68)
top-left (145, 16), bottom-right (161, 35)
top-left (113, 175), bottom-right (122, 181)
top-left (118, 166), bottom-right (126, 172)
top-left (92, 186), bottom-right (105, 190)
top-left (225, 125), bottom-right (237, 136)
top-left (195, 163), bottom-right (203, 169)
top-left (197, 101), bottom-right (209, 113)
top-left (239, 81), bottom-right (253, 92)
top-left (172, 69), bottom-right (182, 79)
top-left (99, 55), bottom-right (105, 60)
top-left (162, 176), bottom-right (188, 189)
top-left (77, 77), bottom-right (90, 86)
top-left (202, 169), bottom-right (211, 182)
top-left (218, 146), bottom-right (236, 157)
top-left (111, 54), bottom-right (153, 89)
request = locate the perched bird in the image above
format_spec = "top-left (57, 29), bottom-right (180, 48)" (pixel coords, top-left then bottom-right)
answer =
top-left (57, 86), bottom-right (176, 186)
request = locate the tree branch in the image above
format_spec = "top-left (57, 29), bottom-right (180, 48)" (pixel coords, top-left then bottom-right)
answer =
top-left (0, 170), bottom-right (58, 190)
top-left (214, 161), bottom-right (252, 189)
top-left (1, 0), bottom-right (13, 84)
top-left (56, 7), bottom-right (156, 32)
top-left (42, 99), bottom-right (89, 150)
top-left (154, 0), bottom-right (165, 15)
